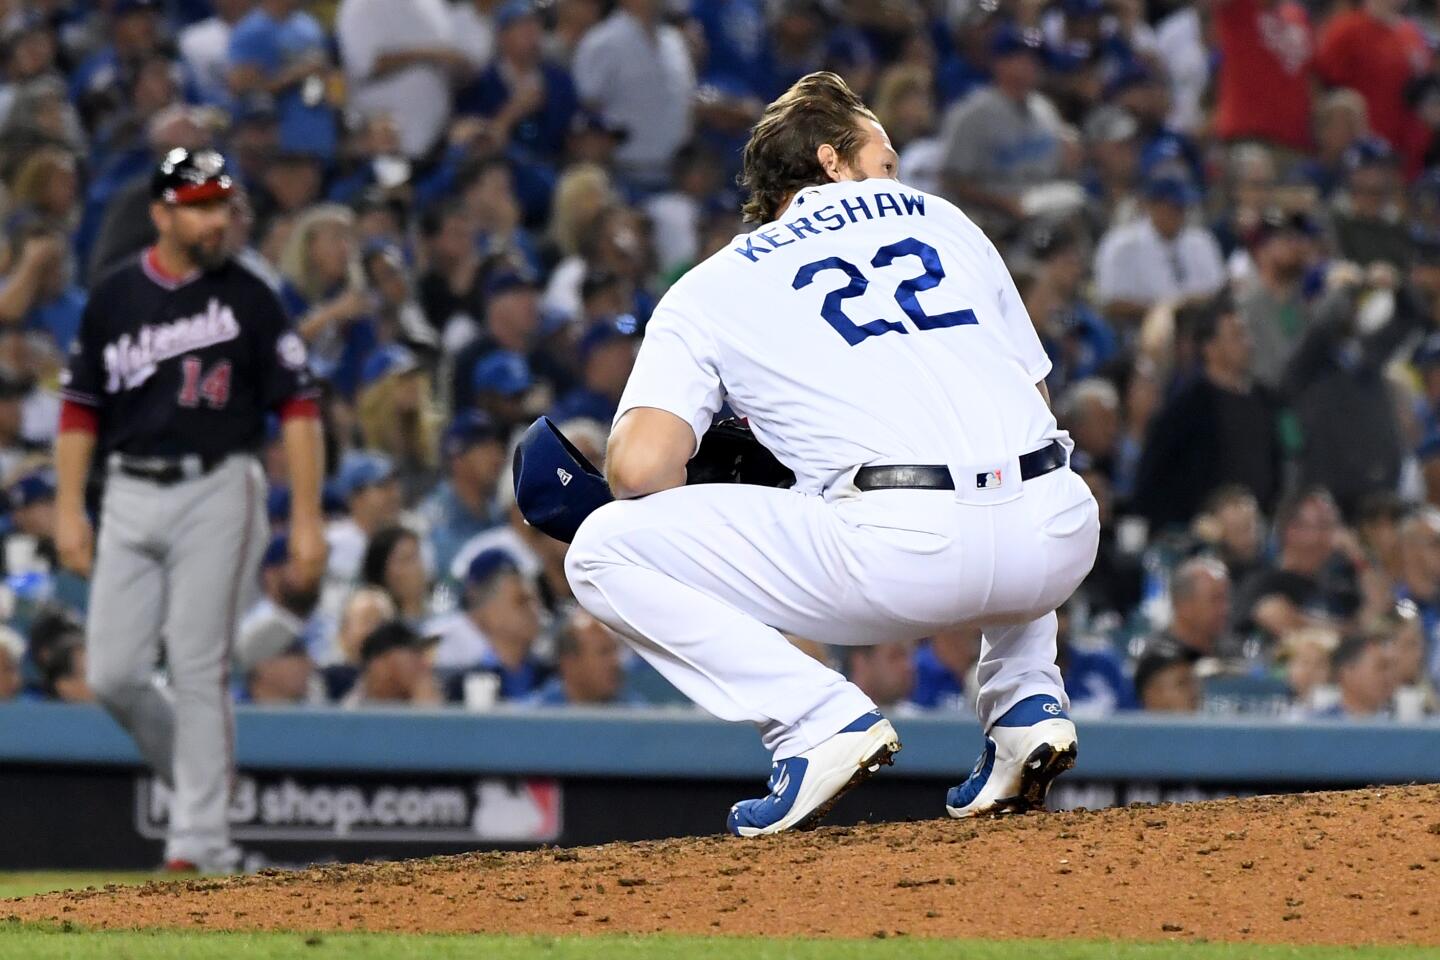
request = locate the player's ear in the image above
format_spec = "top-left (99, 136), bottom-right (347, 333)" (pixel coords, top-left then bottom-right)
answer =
top-left (816, 143), bottom-right (842, 182)
top-left (149, 201), bottom-right (169, 234)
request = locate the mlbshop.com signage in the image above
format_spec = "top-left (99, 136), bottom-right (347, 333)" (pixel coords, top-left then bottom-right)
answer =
top-left (136, 774), bottom-right (563, 844)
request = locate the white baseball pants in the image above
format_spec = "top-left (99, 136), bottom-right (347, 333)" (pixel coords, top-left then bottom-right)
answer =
top-left (566, 464), bottom-right (1100, 759)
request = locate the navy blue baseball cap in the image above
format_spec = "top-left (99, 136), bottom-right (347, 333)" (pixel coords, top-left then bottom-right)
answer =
top-left (484, 266), bottom-right (540, 299)
top-left (465, 547), bottom-right (520, 586)
top-left (512, 416), bottom-right (614, 543)
top-left (336, 450), bottom-right (397, 500)
top-left (360, 344), bottom-right (420, 389)
top-left (1063, 0), bottom-right (1106, 15)
top-left (472, 350), bottom-right (533, 396)
top-left (577, 314), bottom-right (640, 365)
top-left (443, 410), bottom-right (502, 459)
top-left (990, 23), bottom-right (1044, 59)
top-left (1343, 136), bottom-right (1397, 172)
top-left (1144, 174), bottom-right (1199, 206)
top-left (262, 534), bottom-right (289, 570)
top-left (495, 0), bottom-right (538, 30)
top-left (9, 470), bottom-right (54, 509)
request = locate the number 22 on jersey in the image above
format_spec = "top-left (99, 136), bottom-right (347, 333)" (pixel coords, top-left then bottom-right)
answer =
top-left (791, 237), bottom-right (977, 346)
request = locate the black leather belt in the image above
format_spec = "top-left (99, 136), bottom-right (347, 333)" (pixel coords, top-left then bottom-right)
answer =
top-left (854, 440), bottom-right (1068, 492)
top-left (111, 452), bottom-right (226, 486)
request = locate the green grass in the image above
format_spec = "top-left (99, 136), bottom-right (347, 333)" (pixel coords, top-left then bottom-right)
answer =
top-left (0, 929), bottom-right (1430, 960)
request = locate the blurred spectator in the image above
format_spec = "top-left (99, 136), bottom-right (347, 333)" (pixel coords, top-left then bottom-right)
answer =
top-left (360, 526), bottom-right (432, 624)
top-left (227, 0), bottom-right (341, 162)
top-left (1236, 208), bottom-right (1317, 389)
top-left (1356, 492), bottom-right (1408, 585)
top-left (1314, 0), bottom-right (1429, 171)
top-left (429, 548), bottom-right (547, 700)
top-left (320, 586), bottom-right (396, 697)
top-left (360, 239), bottom-right (437, 353)
top-left (1212, 0), bottom-right (1313, 153)
top-left (910, 626), bottom-right (978, 712)
top-left (244, 534), bottom-right (327, 663)
top-left (452, 278), bottom-right (544, 415)
top-left (1381, 601), bottom-right (1434, 718)
top-left (342, 619), bottom-right (443, 708)
top-left (355, 344), bottom-right (440, 496)
top-left (1154, 556), bottom-right (1233, 658)
top-left (1069, 452), bottom-right (1143, 625)
top-left (526, 610), bottom-right (641, 706)
top-left (279, 205), bottom-right (375, 398)
top-left (1080, 105), bottom-right (1141, 229)
top-left (0, 626), bottom-right (21, 701)
top-left (1056, 603), bottom-right (1135, 716)
top-left (0, 223), bottom-right (79, 350)
top-left (179, 0), bottom-right (256, 106)
top-left (1133, 297), bottom-right (1282, 530)
top-left (457, 1), bottom-right (579, 165)
top-left (1212, 144), bottom-right (1279, 262)
top-left (1395, 507), bottom-right (1440, 672)
top-left (1095, 175), bottom-right (1225, 321)
top-left (70, 0), bottom-right (168, 134)
top-left (0, 369), bottom-right (42, 480)
top-left (872, 64), bottom-right (939, 195)
top-left (549, 314), bottom-right (638, 424)
top-left (1192, 486), bottom-right (1265, 585)
top-left (573, 0), bottom-right (696, 189)
top-left (235, 608), bottom-right (321, 705)
top-left (38, 631), bottom-right (93, 703)
top-left (844, 639), bottom-right (917, 714)
top-left (336, 0), bottom-right (466, 159)
top-left (1330, 138), bottom-right (1409, 271)
top-left (1234, 487), bottom-right (1358, 644)
top-left (1133, 638), bottom-right (1201, 712)
top-left (939, 25), bottom-right (1065, 238)
top-left (418, 205), bottom-right (486, 343)
top-left (420, 412), bottom-right (506, 576)
top-left (326, 450), bottom-right (404, 585)
top-left (1313, 633), bottom-right (1395, 719)
top-left (1055, 378), bottom-right (1119, 471)
top-left (1280, 624), bottom-right (1339, 713)
top-left (1300, 89), bottom-right (1369, 199)
top-left (1284, 257), bottom-right (1416, 513)
top-left (644, 143), bottom-right (726, 277)
top-left (1024, 225), bottom-right (1117, 392)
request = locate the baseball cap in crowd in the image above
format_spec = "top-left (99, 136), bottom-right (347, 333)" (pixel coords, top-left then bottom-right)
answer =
top-left (465, 547), bottom-right (520, 587)
top-left (262, 534), bottom-right (289, 571)
top-left (1082, 105), bottom-right (1138, 145)
top-left (1063, 0), bottom-right (1106, 16)
top-left (577, 314), bottom-right (640, 365)
top-left (472, 350), bottom-right (534, 397)
top-left (359, 619), bottom-right (439, 665)
top-left (1342, 137), bottom-right (1397, 173)
top-left (151, 147), bottom-right (233, 205)
top-left (1133, 639), bottom-right (1201, 697)
top-left (495, 0), bottom-right (538, 30)
top-left (235, 609), bottom-right (307, 676)
top-left (359, 344), bottom-right (420, 390)
top-left (569, 109), bottom-right (628, 143)
top-left (335, 450), bottom-right (397, 501)
top-left (484, 265), bottom-right (540, 299)
top-left (9, 470), bottom-right (54, 510)
top-left (990, 23), bottom-right (1044, 60)
top-left (442, 410), bottom-right (501, 459)
top-left (1143, 174), bottom-right (1199, 207)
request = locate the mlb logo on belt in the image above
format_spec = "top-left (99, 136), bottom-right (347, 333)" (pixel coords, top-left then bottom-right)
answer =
top-left (976, 469), bottom-right (1002, 490)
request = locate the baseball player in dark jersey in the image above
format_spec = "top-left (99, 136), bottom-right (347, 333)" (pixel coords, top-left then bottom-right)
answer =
top-left (54, 148), bottom-right (326, 872)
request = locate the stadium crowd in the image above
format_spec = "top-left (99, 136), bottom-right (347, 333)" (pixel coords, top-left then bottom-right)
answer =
top-left (0, 0), bottom-right (1439, 723)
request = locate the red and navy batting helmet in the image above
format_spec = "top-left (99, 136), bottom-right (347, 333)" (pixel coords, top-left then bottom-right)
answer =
top-left (150, 147), bottom-right (234, 205)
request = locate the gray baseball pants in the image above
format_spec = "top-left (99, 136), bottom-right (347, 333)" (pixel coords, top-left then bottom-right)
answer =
top-left (86, 455), bottom-right (267, 866)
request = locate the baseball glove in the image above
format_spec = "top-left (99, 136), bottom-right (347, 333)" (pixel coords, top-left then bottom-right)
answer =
top-left (686, 417), bottom-right (796, 488)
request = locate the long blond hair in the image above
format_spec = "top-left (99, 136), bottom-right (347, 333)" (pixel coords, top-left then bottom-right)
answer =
top-left (278, 203), bottom-right (362, 304)
top-left (356, 369), bottom-right (441, 471)
top-left (546, 164), bottom-right (616, 259)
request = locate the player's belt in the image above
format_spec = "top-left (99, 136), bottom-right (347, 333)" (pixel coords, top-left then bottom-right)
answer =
top-left (110, 452), bottom-right (227, 485)
top-left (853, 441), bottom-right (1068, 492)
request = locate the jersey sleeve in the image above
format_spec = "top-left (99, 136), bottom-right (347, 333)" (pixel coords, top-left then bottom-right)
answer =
top-left (614, 295), bottom-right (724, 454)
top-left (988, 241), bottom-right (1053, 384)
top-left (58, 296), bottom-right (105, 407)
top-left (251, 281), bottom-right (318, 410)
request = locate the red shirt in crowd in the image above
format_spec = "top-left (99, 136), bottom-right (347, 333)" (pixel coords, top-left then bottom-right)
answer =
top-left (1315, 8), bottom-right (1431, 169)
top-left (1214, 0), bottom-right (1314, 151)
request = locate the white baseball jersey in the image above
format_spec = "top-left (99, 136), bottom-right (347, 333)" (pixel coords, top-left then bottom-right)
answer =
top-left (617, 178), bottom-right (1061, 496)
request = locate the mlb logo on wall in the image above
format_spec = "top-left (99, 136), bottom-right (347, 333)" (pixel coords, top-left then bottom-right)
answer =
top-left (976, 469), bottom-right (1003, 489)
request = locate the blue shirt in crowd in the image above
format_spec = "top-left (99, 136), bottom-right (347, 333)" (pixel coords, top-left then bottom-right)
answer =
top-left (229, 7), bottom-right (338, 160)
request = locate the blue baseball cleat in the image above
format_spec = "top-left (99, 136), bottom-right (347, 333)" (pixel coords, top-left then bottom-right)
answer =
top-left (946, 694), bottom-right (1077, 818)
top-left (727, 711), bottom-right (901, 837)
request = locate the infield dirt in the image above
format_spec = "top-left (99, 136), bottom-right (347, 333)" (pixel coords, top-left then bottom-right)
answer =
top-left (8, 784), bottom-right (1440, 945)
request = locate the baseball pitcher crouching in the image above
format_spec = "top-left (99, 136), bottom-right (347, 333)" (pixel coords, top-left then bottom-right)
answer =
top-left (534, 73), bottom-right (1101, 835)
top-left (54, 148), bottom-right (326, 871)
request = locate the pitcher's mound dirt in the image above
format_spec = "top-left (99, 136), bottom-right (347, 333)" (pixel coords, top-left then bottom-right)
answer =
top-left (9, 784), bottom-right (1440, 944)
